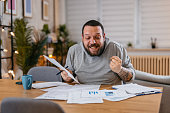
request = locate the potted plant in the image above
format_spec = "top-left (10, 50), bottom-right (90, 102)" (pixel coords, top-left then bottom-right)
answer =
top-left (41, 24), bottom-right (54, 56)
top-left (151, 37), bottom-right (157, 49)
top-left (53, 24), bottom-right (76, 65)
top-left (127, 42), bottom-right (133, 48)
top-left (13, 18), bottom-right (47, 75)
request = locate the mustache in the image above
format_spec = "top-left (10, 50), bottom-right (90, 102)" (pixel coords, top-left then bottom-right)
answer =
top-left (88, 44), bottom-right (100, 48)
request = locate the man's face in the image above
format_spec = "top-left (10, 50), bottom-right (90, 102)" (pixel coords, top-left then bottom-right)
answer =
top-left (82, 26), bottom-right (105, 56)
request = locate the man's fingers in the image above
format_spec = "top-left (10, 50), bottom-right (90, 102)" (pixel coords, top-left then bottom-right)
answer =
top-left (58, 67), bottom-right (63, 71)
top-left (110, 56), bottom-right (121, 64)
top-left (110, 60), bottom-right (116, 66)
top-left (62, 71), bottom-right (67, 75)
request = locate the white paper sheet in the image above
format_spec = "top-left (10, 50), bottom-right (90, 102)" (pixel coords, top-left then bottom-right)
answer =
top-left (32, 82), bottom-right (69, 89)
top-left (42, 84), bottom-right (100, 92)
top-left (81, 89), bottom-right (133, 98)
top-left (72, 84), bottom-right (100, 90)
top-left (35, 90), bottom-right (69, 100)
top-left (42, 85), bottom-right (73, 92)
top-left (36, 84), bottom-right (101, 101)
top-left (67, 90), bottom-right (103, 104)
top-left (43, 55), bottom-right (79, 83)
top-left (112, 83), bottom-right (161, 95)
top-left (80, 89), bottom-right (136, 102)
top-left (103, 94), bottom-right (136, 101)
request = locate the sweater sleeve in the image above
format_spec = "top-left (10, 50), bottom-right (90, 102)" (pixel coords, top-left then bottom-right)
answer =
top-left (117, 46), bottom-right (135, 82)
top-left (65, 46), bottom-right (75, 72)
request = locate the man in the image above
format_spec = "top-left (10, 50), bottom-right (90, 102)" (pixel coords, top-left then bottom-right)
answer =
top-left (61, 20), bottom-right (135, 85)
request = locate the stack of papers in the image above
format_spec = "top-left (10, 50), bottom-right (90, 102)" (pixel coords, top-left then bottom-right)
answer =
top-left (32, 82), bottom-right (69, 89)
top-left (67, 89), bottom-right (136, 103)
top-left (81, 90), bottom-right (128, 98)
top-left (80, 89), bottom-right (136, 102)
top-left (36, 90), bottom-right (70, 100)
top-left (35, 83), bottom-right (102, 103)
top-left (34, 82), bottom-right (161, 104)
top-left (67, 90), bottom-right (103, 104)
top-left (112, 83), bottom-right (162, 96)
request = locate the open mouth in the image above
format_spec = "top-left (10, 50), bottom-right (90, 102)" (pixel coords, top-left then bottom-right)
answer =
top-left (84, 43), bottom-right (102, 56)
top-left (88, 44), bottom-right (100, 48)
top-left (88, 45), bottom-right (99, 53)
top-left (90, 46), bottom-right (98, 49)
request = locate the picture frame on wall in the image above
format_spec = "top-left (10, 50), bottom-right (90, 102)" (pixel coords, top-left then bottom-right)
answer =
top-left (24, 0), bottom-right (32, 17)
top-left (42, 0), bottom-right (49, 21)
top-left (4, 0), bottom-right (17, 15)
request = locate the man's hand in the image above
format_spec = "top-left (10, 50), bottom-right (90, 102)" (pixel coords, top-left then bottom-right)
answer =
top-left (60, 69), bottom-right (73, 83)
top-left (110, 56), bottom-right (122, 73)
top-left (110, 56), bottom-right (133, 82)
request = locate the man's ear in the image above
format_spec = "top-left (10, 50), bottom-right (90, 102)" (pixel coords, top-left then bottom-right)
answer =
top-left (82, 34), bottom-right (84, 40)
top-left (103, 33), bottom-right (106, 40)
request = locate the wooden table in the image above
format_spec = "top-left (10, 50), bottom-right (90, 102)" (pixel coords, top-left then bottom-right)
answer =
top-left (0, 79), bottom-right (162, 113)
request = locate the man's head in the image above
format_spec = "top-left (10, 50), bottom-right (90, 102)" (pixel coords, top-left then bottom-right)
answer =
top-left (82, 20), bottom-right (105, 56)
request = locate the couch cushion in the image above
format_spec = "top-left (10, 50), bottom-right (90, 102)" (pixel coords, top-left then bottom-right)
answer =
top-left (159, 86), bottom-right (170, 113)
top-left (135, 70), bottom-right (170, 85)
top-left (132, 79), bottom-right (170, 87)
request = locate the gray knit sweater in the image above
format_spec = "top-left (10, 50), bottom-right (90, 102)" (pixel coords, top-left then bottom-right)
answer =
top-left (65, 38), bottom-right (135, 85)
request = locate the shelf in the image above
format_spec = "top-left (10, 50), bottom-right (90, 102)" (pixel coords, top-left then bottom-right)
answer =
top-left (126, 48), bottom-right (170, 56)
top-left (0, 25), bottom-right (11, 28)
top-left (1, 57), bottom-right (11, 59)
top-left (126, 48), bottom-right (170, 52)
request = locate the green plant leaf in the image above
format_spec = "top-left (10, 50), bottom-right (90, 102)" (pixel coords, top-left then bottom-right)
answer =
top-left (14, 18), bottom-right (47, 74)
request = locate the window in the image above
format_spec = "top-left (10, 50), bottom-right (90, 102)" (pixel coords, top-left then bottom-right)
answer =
top-left (65, 0), bottom-right (170, 48)
top-left (102, 0), bottom-right (135, 47)
top-left (66, 0), bottom-right (98, 42)
top-left (140, 0), bottom-right (170, 48)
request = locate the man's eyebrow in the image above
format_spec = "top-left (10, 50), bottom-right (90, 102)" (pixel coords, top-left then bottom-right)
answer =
top-left (96, 33), bottom-right (101, 35)
top-left (84, 34), bottom-right (90, 36)
top-left (84, 33), bottom-right (101, 35)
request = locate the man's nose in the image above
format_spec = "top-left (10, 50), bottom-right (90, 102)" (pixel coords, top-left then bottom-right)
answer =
top-left (90, 39), bottom-right (96, 44)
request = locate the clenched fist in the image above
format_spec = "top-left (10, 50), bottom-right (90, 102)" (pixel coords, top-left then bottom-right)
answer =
top-left (110, 56), bottom-right (122, 73)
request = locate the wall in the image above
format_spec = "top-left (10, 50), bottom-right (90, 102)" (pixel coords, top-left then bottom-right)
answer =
top-left (54, 0), bottom-right (66, 31)
top-left (58, 0), bottom-right (66, 25)
top-left (1, 0), bottom-right (54, 31)
top-left (64, 0), bottom-right (170, 49)
top-left (0, 0), bottom-right (55, 79)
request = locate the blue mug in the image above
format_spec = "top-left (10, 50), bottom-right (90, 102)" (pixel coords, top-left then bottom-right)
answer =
top-left (22, 75), bottom-right (32, 90)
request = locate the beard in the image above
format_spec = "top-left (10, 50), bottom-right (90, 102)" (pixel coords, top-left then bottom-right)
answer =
top-left (83, 42), bottom-right (105, 56)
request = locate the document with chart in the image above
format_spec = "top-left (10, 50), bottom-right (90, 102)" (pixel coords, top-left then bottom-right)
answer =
top-left (112, 83), bottom-right (161, 96)
top-left (43, 55), bottom-right (79, 83)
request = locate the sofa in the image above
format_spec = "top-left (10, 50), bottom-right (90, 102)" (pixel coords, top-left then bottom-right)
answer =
top-left (132, 70), bottom-right (170, 87)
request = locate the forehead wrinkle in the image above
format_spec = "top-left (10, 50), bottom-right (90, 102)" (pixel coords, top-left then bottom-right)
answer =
top-left (84, 26), bottom-right (102, 34)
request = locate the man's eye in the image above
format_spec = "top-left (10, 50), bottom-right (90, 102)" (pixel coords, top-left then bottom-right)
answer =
top-left (85, 37), bottom-right (90, 40)
top-left (95, 36), bottom-right (101, 39)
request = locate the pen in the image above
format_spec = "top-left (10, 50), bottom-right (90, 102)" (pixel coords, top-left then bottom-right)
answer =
top-left (136, 91), bottom-right (162, 96)
top-left (56, 66), bottom-right (69, 75)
